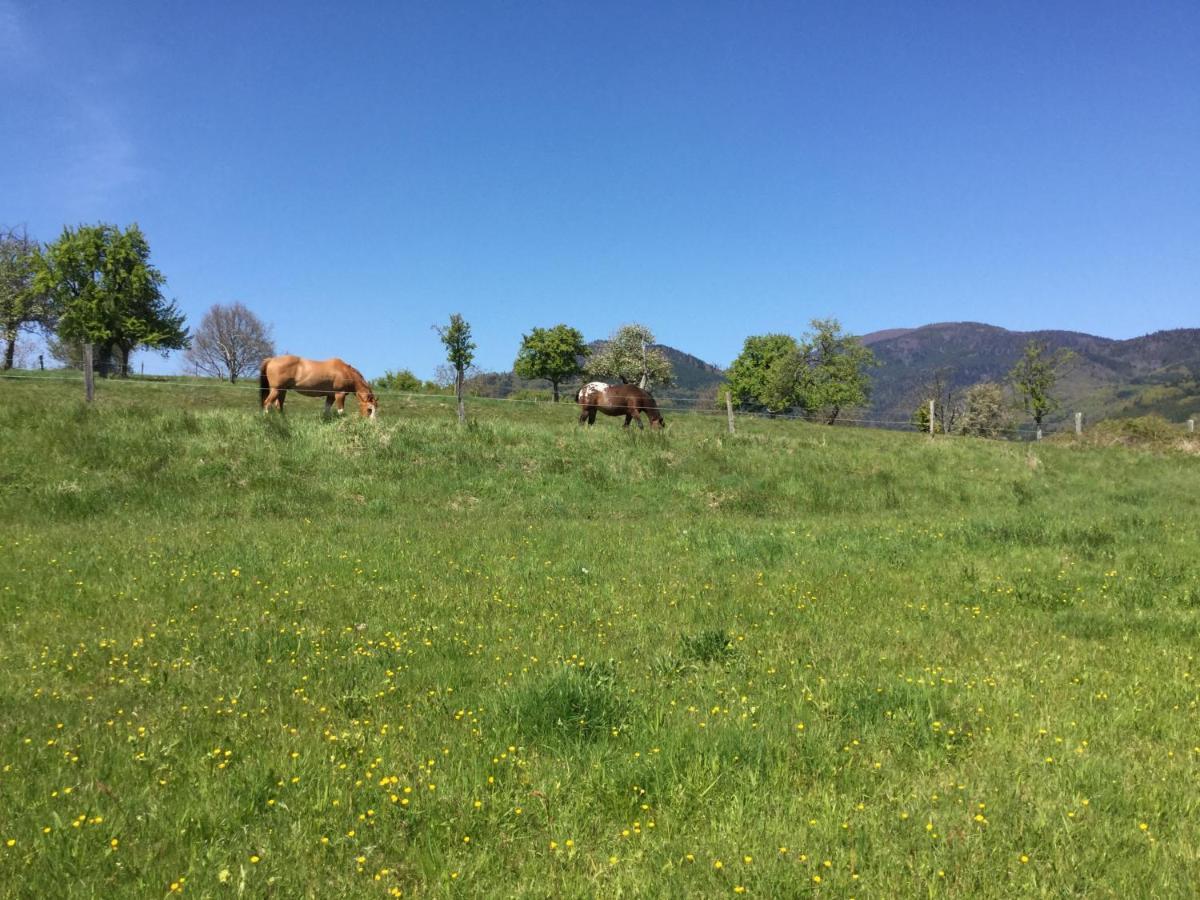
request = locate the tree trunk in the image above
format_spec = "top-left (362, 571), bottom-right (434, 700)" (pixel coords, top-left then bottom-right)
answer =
top-left (455, 369), bottom-right (465, 425)
top-left (2, 333), bottom-right (14, 370)
top-left (826, 406), bottom-right (841, 425)
top-left (552, 381), bottom-right (560, 402)
top-left (95, 345), bottom-right (115, 378)
top-left (118, 345), bottom-right (133, 377)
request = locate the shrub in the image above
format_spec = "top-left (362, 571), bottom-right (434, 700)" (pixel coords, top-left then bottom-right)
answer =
top-left (959, 382), bottom-right (1010, 438)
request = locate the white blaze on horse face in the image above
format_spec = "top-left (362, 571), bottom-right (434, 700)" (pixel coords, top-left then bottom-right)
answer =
top-left (579, 381), bottom-right (608, 403)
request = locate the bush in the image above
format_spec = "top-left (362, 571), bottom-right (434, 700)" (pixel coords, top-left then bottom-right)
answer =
top-left (376, 369), bottom-right (424, 392)
top-left (959, 382), bottom-right (1010, 438)
top-left (1093, 415), bottom-right (1177, 443)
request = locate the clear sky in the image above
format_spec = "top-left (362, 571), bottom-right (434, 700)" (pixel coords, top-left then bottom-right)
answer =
top-left (3, 1), bottom-right (1197, 378)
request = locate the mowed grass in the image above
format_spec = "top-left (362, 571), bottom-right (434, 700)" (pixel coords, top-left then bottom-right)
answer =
top-left (1, 376), bottom-right (1199, 898)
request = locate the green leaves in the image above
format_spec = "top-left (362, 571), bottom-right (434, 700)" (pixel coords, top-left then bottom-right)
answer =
top-left (513, 324), bottom-right (588, 401)
top-left (725, 334), bottom-right (800, 411)
top-left (436, 313), bottom-right (476, 372)
top-left (0, 226), bottom-right (52, 369)
top-left (1008, 341), bottom-right (1077, 427)
top-left (726, 319), bottom-right (877, 422)
top-left (35, 223), bottom-right (188, 371)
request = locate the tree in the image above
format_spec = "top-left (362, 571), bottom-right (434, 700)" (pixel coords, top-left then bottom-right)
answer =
top-left (910, 367), bottom-right (962, 434)
top-left (586, 323), bottom-right (673, 389)
top-left (724, 333), bottom-right (801, 412)
top-left (435, 313), bottom-right (475, 424)
top-left (35, 223), bottom-right (188, 376)
top-left (1, 227), bottom-right (54, 370)
top-left (513, 324), bottom-right (589, 402)
top-left (958, 382), bottom-right (1011, 438)
top-left (183, 302), bottom-right (275, 383)
top-left (1008, 340), bottom-right (1076, 429)
top-left (765, 319), bottom-right (877, 424)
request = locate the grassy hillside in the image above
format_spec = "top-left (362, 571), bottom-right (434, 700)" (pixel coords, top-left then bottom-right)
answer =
top-left (2, 375), bottom-right (1199, 897)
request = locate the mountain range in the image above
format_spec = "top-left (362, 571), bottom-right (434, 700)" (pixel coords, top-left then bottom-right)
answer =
top-left (859, 323), bottom-right (1200, 424)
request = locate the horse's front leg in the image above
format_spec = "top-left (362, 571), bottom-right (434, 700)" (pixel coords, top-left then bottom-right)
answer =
top-left (334, 393), bottom-right (347, 415)
top-left (633, 412), bottom-right (644, 430)
top-left (324, 395), bottom-right (334, 417)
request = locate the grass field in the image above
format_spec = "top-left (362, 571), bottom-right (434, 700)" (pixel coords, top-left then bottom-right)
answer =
top-left (2, 375), bottom-right (1199, 898)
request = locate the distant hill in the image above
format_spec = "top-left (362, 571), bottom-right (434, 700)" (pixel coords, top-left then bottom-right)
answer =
top-left (864, 322), bottom-right (1200, 424)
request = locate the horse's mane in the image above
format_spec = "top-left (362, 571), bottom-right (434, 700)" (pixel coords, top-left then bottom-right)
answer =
top-left (344, 363), bottom-right (370, 387)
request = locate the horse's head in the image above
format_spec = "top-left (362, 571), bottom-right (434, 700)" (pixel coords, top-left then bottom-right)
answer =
top-left (358, 389), bottom-right (378, 419)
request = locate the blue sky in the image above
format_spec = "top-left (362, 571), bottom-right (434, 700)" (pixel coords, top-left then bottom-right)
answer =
top-left (2, 1), bottom-right (1197, 378)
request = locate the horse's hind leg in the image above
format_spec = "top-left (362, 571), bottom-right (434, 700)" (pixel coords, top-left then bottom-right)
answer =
top-left (623, 413), bottom-right (632, 428)
top-left (263, 388), bottom-right (283, 413)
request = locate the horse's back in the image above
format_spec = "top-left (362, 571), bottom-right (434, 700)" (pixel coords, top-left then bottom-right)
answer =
top-left (263, 355), bottom-right (329, 390)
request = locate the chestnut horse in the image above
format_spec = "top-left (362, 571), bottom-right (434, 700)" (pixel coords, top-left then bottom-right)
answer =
top-left (576, 382), bottom-right (665, 429)
top-left (260, 355), bottom-right (378, 418)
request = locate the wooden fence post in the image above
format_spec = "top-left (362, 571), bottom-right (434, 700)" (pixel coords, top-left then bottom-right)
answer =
top-left (1075, 412), bottom-right (1082, 435)
top-left (82, 343), bottom-right (95, 404)
top-left (1188, 419), bottom-right (1195, 434)
top-left (929, 400), bottom-right (935, 436)
top-left (725, 391), bottom-right (735, 435)
top-left (1036, 427), bottom-right (1042, 441)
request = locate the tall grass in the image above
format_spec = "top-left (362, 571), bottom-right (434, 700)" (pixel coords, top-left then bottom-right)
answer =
top-left (1, 376), bottom-right (1198, 897)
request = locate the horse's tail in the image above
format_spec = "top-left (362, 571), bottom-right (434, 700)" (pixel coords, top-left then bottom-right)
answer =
top-left (259, 361), bottom-right (270, 408)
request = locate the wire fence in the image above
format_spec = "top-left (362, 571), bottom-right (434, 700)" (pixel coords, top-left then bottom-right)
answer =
top-left (2, 369), bottom-right (1195, 442)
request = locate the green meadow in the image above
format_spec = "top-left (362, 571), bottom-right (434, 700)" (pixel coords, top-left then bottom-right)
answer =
top-left (1, 376), bottom-right (1198, 898)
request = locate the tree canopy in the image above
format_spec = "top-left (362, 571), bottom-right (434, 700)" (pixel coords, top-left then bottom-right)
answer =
top-left (184, 302), bottom-right (275, 383)
top-left (35, 223), bottom-right (188, 375)
top-left (512, 324), bottom-right (588, 402)
top-left (724, 320), bottom-right (876, 422)
top-left (1008, 340), bottom-right (1076, 427)
top-left (1, 227), bottom-right (54, 370)
top-left (958, 382), bottom-right (1010, 438)
top-left (791, 319), bottom-right (878, 423)
top-left (586, 323), bottom-right (673, 389)
top-left (725, 333), bottom-right (801, 412)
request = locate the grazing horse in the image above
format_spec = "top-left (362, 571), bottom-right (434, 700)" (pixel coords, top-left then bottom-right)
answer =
top-left (259, 355), bottom-right (378, 418)
top-left (576, 381), bottom-right (665, 429)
